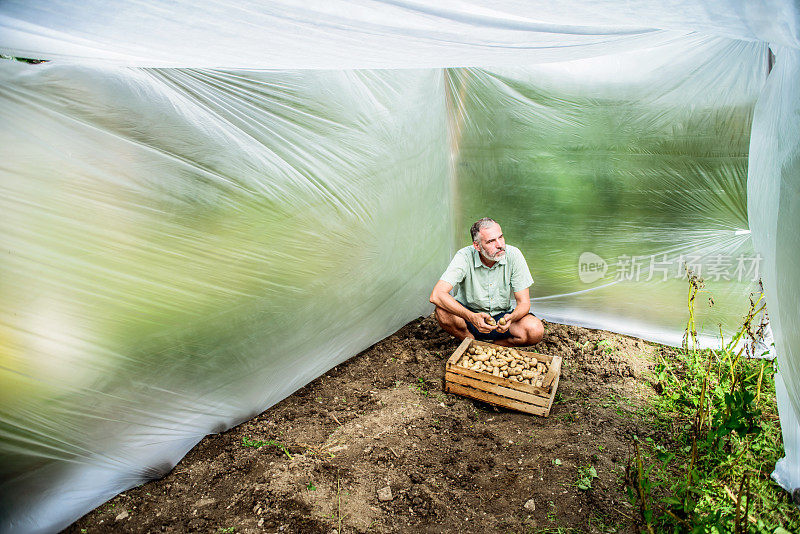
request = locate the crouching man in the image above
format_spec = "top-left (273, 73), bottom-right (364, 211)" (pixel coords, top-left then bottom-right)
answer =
top-left (429, 217), bottom-right (544, 347)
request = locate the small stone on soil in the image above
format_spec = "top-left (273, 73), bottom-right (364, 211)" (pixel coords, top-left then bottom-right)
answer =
top-left (524, 499), bottom-right (536, 511)
top-left (115, 510), bottom-right (129, 521)
top-left (377, 486), bottom-right (393, 502)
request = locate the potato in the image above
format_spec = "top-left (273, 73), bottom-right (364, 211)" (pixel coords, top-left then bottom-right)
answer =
top-left (486, 317), bottom-right (497, 326)
top-left (498, 317), bottom-right (507, 326)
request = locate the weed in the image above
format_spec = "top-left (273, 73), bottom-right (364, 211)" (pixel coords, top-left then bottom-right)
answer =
top-left (307, 481), bottom-right (317, 491)
top-left (218, 527), bottom-right (235, 533)
top-left (410, 377), bottom-right (431, 397)
top-left (596, 339), bottom-right (614, 354)
top-left (559, 412), bottom-right (577, 422)
top-left (552, 458), bottom-right (562, 466)
top-left (330, 473), bottom-right (349, 532)
top-left (241, 436), bottom-right (293, 459)
top-left (575, 465), bottom-right (598, 490)
top-left (624, 275), bottom-right (800, 532)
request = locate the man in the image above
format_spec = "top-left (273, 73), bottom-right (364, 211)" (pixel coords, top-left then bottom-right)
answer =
top-left (429, 217), bottom-right (544, 347)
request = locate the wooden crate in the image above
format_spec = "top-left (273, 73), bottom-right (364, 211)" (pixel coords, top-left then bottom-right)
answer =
top-left (444, 338), bottom-right (562, 417)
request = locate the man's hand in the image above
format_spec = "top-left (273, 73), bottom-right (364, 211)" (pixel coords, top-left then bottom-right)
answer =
top-left (470, 312), bottom-right (495, 334)
top-left (495, 314), bottom-right (512, 333)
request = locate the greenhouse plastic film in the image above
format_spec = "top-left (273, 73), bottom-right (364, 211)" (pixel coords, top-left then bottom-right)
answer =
top-left (749, 45), bottom-right (800, 493)
top-left (447, 36), bottom-right (768, 347)
top-left (773, 372), bottom-right (800, 494)
top-left (0, 64), bottom-right (451, 533)
top-left (0, 0), bottom-right (799, 530)
top-left (1, 1), bottom-right (798, 68)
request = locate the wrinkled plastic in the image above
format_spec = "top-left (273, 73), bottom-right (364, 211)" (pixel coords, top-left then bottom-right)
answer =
top-left (0, 65), bottom-right (451, 532)
top-left (447, 36), bottom-right (768, 347)
top-left (749, 45), bottom-right (800, 493)
top-left (1, 1), bottom-right (798, 68)
top-left (1, 1), bottom-right (800, 532)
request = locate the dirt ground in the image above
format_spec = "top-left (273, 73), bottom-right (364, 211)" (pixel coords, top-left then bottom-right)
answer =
top-left (65, 315), bottom-right (675, 534)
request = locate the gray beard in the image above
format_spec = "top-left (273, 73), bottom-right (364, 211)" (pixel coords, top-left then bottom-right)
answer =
top-left (479, 245), bottom-right (505, 262)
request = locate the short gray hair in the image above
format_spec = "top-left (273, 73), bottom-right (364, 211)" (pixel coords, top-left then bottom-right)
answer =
top-left (470, 217), bottom-right (497, 243)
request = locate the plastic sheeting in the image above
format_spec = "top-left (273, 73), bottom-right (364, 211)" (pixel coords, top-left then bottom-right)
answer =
top-left (1, 1), bottom-right (798, 68)
top-left (748, 44), bottom-right (800, 493)
top-left (1, 1), bottom-right (800, 532)
top-left (0, 65), bottom-right (450, 532)
top-left (447, 36), bottom-right (768, 347)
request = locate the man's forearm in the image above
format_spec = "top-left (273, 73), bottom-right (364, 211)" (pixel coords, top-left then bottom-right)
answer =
top-left (507, 298), bottom-right (531, 322)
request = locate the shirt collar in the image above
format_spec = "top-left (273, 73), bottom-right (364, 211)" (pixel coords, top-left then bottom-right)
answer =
top-left (471, 246), bottom-right (507, 269)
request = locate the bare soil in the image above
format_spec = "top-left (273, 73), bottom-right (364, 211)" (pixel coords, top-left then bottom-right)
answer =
top-left (65, 315), bottom-right (676, 533)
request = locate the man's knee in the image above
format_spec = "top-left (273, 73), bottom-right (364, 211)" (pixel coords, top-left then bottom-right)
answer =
top-left (434, 306), bottom-right (461, 329)
top-left (433, 306), bottom-right (449, 327)
top-left (521, 315), bottom-right (544, 345)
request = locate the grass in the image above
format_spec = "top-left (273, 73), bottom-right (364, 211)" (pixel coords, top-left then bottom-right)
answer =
top-left (241, 436), bottom-right (293, 459)
top-left (625, 275), bottom-right (800, 533)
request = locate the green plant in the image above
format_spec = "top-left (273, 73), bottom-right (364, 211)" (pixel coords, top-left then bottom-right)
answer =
top-left (241, 436), bottom-right (293, 459)
top-left (624, 276), bottom-right (800, 532)
top-left (410, 377), bottom-right (431, 397)
top-left (575, 465), bottom-right (598, 491)
top-left (596, 339), bottom-right (614, 354)
top-left (307, 481), bottom-right (317, 491)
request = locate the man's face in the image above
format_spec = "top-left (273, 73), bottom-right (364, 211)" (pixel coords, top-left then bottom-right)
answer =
top-left (474, 222), bottom-right (506, 262)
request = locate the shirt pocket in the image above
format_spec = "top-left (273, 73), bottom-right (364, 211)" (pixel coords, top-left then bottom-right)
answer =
top-left (468, 278), bottom-right (490, 311)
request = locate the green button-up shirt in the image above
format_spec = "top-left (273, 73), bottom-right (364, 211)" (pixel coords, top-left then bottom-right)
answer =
top-left (439, 245), bottom-right (534, 316)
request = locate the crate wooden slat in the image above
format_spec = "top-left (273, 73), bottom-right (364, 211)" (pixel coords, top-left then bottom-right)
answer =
top-left (444, 337), bottom-right (562, 417)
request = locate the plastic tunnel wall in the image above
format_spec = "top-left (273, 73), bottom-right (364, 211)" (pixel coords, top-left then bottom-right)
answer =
top-left (1, 1), bottom-right (800, 533)
top-left (0, 65), bottom-right (452, 533)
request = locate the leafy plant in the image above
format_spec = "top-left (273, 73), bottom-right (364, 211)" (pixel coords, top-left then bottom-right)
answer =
top-left (575, 465), bottom-right (598, 491)
top-left (624, 276), bottom-right (800, 532)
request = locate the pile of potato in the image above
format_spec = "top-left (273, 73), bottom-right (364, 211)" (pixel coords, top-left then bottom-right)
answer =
top-left (459, 343), bottom-right (550, 387)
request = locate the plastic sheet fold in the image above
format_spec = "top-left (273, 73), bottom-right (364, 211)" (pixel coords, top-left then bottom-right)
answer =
top-left (748, 45), bottom-right (800, 492)
top-left (0, 64), bottom-right (451, 533)
top-left (447, 36), bottom-right (768, 347)
top-left (1, 1), bottom-right (800, 532)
